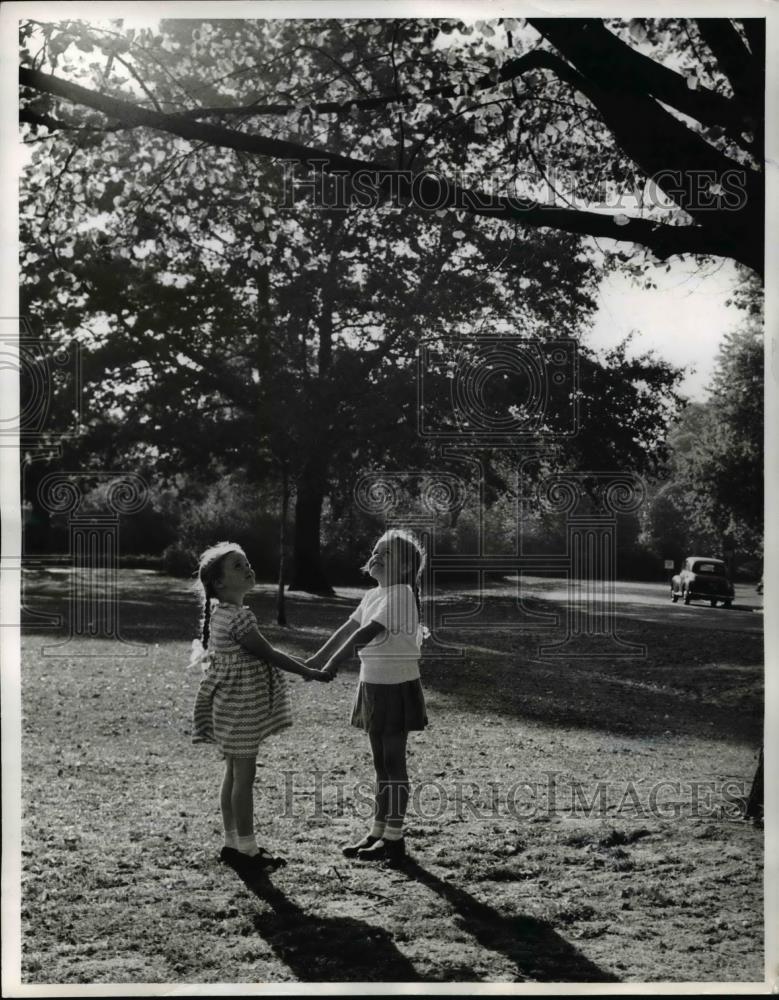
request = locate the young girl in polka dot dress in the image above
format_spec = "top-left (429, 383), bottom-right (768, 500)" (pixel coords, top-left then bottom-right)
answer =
top-left (191, 542), bottom-right (330, 868)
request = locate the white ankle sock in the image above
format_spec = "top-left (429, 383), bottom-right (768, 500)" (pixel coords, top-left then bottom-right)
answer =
top-left (383, 825), bottom-right (403, 842)
top-left (224, 828), bottom-right (238, 849)
top-left (237, 834), bottom-right (258, 856)
top-left (369, 821), bottom-right (386, 839)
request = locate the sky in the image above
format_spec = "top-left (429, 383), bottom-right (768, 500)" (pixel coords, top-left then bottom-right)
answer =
top-left (586, 257), bottom-right (743, 401)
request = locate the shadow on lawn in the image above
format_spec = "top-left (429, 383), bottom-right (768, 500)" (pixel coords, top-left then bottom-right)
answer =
top-left (398, 858), bottom-right (619, 984)
top-left (20, 576), bottom-right (762, 744)
top-left (226, 855), bottom-right (616, 984)
top-left (228, 862), bottom-right (424, 983)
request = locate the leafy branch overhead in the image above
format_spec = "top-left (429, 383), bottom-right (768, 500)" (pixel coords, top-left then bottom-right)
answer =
top-left (20, 16), bottom-right (764, 274)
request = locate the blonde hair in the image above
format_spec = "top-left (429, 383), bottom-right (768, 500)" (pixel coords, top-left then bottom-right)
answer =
top-left (196, 541), bottom-right (246, 648)
top-left (365, 529), bottom-right (426, 615)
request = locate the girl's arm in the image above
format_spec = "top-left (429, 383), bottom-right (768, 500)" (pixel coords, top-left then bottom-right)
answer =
top-left (305, 618), bottom-right (361, 670)
top-left (239, 628), bottom-right (331, 681)
top-left (323, 620), bottom-right (385, 677)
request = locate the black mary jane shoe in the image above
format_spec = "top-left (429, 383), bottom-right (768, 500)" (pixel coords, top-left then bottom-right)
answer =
top-left (342, 834), bottom-right (380, 858)
top-left (250, 847), bottom-right (287, 870)
top-left (223, 846), bottom-right (286, 871)
top-left (356, 837), bottom-right (406, 866)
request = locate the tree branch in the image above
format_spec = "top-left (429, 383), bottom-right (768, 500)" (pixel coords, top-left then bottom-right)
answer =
top-left (695, 19), bottom-right (756, 104)
top-left (19, 66), bottom-right (762, 274)
top-left (20, 108), bottom-right (80, 133)
top-left (527, 18), bottom-right (762, 241)
top-left (530, 18), bottom-right (751, 148)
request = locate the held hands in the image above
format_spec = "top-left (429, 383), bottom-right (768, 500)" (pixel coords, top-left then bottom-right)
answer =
top-left (302, 654), bottom-right (333, 682)
top-left (302, 664), bottom-right (333, 683)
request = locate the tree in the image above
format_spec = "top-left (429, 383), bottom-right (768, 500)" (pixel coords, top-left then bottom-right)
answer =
top-left (687, 319), bottom-right (764, 548)
top-left (19, 16), bottom-right (764, 274)
top-left (18, 18), bottom-right (691, 592)
top-left (642, 314), bottom-right (764, 564)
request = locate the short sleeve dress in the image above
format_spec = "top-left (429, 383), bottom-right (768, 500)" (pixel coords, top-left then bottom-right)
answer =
top-left (192, 603), bottom-right (292, 758)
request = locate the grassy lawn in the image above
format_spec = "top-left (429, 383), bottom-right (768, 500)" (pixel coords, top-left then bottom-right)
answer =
top-left (15, 570), bottom-right (764, 985)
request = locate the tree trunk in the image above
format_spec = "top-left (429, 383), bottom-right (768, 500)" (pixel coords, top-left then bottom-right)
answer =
top-left (276, 467), bottom-right (290, 625)
top-left (288, 225), bottom-right (341, 595)
top-left (744, 746), bottom-right (763, 823)
top-left (289, 455), bottom-right (333, 594)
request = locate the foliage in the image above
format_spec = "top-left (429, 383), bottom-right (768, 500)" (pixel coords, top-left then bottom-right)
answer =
top-left (18, 16), bottom-right (764, 273)
top-left (21, 17), bottom-right (734, 589)
top-left (641, 314), bottom-right (764, 564)
top-left (687, 320), bottom-right (764, 543)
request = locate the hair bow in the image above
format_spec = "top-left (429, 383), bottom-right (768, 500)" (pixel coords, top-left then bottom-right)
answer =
top-left (188, 638), bottom-right (214, 673)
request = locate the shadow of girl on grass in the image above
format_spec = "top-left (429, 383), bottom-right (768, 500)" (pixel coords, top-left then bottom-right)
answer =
top-left (227, 855), bottom-right (618, 984)
top-left (227, 860), bottom-right (423, 982)
top-left (397, 858), bottom-right (619, 984)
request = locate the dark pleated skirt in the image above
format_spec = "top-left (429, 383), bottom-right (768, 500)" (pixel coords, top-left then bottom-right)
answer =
top-left (350, 679), bottom-right (428, 733)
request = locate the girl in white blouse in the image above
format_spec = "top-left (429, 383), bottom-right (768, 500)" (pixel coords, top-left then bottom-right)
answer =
top-left (306, 529), bottom-right (427, 865)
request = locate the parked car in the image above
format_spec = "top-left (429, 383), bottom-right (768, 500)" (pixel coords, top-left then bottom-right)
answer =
top-left (671, 556), bottom-right (734, 608)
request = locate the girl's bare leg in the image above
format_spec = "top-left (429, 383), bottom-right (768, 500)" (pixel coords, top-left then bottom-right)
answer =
top-left (382, 731), bottom-right (409, 839)
top-left (220, 758), bottom-right (236, 843)
top-left (231, 757), bottom-right (257, 839)
top-left (369, 731), bottom-right (390, 830)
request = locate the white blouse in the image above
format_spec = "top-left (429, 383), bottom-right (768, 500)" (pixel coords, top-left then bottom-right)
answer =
top-left (348, 584), bottom-right (422, 685)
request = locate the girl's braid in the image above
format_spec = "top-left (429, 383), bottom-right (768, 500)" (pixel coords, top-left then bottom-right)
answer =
top-left (200, 579), bottom-right (215, 649)
top-left (196, 541), bottom-right (246, 650)
top-left (385, 529), bottom-right (426, 617)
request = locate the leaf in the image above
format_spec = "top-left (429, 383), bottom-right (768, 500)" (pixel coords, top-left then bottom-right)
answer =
top-left (628, 19), bottom-right (648, 44)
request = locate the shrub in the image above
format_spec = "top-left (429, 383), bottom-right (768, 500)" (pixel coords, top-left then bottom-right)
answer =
top-left (161, 543), bottom-right (199, 578)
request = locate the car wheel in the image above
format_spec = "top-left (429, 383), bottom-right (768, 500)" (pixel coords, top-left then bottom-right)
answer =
top-left (683, 587), bottom-right (691, 605)
top-left (724, 600), bottom-right (732, 609)
top-left (710, 598), bottom-right (717, 607)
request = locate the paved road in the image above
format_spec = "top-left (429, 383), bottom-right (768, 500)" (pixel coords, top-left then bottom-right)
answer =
top-left (477, 576), bottom-right (765, 636)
